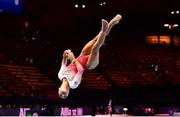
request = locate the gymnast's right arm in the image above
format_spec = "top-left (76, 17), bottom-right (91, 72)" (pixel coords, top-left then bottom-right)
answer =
top-left (58, 50), bottom-right (68, 79)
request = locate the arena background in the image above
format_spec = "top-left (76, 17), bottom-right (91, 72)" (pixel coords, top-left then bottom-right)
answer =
top-left (0, 0), bottom-right (180, 116)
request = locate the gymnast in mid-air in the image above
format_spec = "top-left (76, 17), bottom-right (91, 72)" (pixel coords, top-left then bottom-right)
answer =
top-left (58, 14), bottom-right (122, 99)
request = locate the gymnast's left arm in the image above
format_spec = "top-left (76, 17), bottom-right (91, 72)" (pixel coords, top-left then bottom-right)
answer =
top-left (70, 59), bottom-right (84, 89)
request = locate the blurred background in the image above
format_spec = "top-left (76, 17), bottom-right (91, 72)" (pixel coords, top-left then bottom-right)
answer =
top-left (0, 0), bottom-right (180, 116)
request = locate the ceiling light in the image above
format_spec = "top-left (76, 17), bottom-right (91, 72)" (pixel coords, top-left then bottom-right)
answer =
top-left (82, 4), bottom-right (85, 8)
top-left (75, 4), bottom-right (78, 8)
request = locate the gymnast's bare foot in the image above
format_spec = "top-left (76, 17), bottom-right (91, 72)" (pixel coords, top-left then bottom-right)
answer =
top-left (110, 14), bottom-right (122, 25)
top-left (101, 19), bottom-right (108, 32)
top-left (106, 14), bottom-right (122, 35)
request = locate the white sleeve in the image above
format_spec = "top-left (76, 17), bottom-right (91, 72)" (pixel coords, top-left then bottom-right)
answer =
top-left (69, 61), bottom-right (84, 89)
top-left (58, 60), bottom-right (67, 80)
top-left (58, 66), bottom-right (65, 80)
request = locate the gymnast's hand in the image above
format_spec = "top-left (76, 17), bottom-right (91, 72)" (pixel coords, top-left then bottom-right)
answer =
top-left (67, 51), bottom-right (75, 62)
top-left (63, 49), bottom-right (71, 58)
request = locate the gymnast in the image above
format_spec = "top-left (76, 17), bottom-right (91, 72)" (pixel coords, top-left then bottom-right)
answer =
top-left (58, 14), bottom-right (122, 99)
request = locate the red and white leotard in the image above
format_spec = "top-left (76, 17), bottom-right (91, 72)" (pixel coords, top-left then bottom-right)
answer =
top-left (58, 55), bottom-right (89, 89)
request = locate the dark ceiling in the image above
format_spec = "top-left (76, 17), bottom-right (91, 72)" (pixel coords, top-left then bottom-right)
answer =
top-left (22, 0), bottom-right (179, 31)
top-left (0, 0), bottom-right (179, 36)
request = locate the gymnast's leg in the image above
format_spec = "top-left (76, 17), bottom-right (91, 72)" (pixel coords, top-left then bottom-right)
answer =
top-left (85, 19), bottom-right (108, 70)
top-left (106, 14), bottom-right (122, 36)
top-left (80, 19), bottom-right (109, 56)
top-left (84, 14), bottom-right (122, 69)
top-left (79, 14), bottom-right (122, 57)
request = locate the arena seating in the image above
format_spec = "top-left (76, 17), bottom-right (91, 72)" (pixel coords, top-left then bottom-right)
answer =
top-left (0, 64), bottom-right (57, 97)
top-left (100, 42), bottom-right (180, 87)
top-left (0, 41), bottom-right (180, 100)
top-left (80, 70), bottom-right (112, 89)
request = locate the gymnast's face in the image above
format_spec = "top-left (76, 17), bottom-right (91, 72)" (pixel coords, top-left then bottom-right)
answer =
top-left (58, 78), bottom-right (70, 99)
top-left (58, 88), bottom-right (70, 99)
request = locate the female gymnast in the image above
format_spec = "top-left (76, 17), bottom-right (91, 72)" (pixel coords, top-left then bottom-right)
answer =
top-left (58, 14), bottom-right (122, 99)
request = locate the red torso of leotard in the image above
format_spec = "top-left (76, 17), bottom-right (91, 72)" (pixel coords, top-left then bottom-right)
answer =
top-left (77, 55), bottom-right (89, 69)
top-left (66, 55), bottom-right (89, 78)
